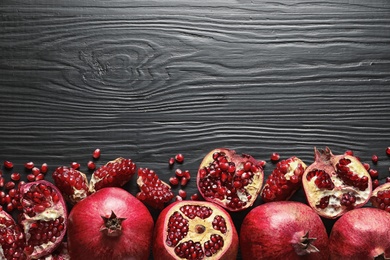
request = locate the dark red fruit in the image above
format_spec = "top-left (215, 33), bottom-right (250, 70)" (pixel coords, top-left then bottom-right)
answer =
top-left (0, 210), bottom-right (26, 259)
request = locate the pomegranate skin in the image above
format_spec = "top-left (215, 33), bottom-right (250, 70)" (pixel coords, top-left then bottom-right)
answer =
top-left (153, 201), bottom-right (239, 260)
top-left (329, 207), bottom-right (390, 260)
top-left (240, 201), bottom-right (329, 260)
top-left (67, 187), bottom-right (154, 260)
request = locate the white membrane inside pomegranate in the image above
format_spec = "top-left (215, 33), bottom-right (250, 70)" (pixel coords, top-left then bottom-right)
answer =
top-left (163, 203), bottom-right (234, 259)
top-left (303, 148), bottom-right (372, 219)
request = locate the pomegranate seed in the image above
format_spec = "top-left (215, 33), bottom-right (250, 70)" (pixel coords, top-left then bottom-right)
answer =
top-left (178, 189), bottom-right (187, 199)
top-left (87, 161), bottom-right (96, 170)
top-left (372, 154), bottom-right (379, 164)
top-left (0, 177), bottom-right (4, 188)
top-left (190, 193), bottom-right (199, 200)
top-left (386, 177), bottom-right (390, 183)
top-left (175, 169), bottom-right (184, 178)
top-left (386, 147), bottom-right (390, 157)
top-left (369, 169), bottom-right (379, 179)
top-left (5, 181), bottom-right (15, 190)
top-left (372, 179), bottom-right (380, 189)
top-left (169, 176), bottom-right (179, 186)
top-left (344, 150), bottom-right (354, 156)
top-left (40, 163), bottom-right (48, 174)
top-left (183, 170), bottom-right (191, 179)
top-left (168, 157), bottom-right (175, 168)
top-left (27, 174), bottom-right (36, 182)
top-left (270, 152), bottom-right (280, 162)
top-left (11, 172), bottom-right (21, 181)
top-left (175, 195), bottom-right (183, 201)
top-left (92, 148), bottom-right (101, 159)
top-left (32, 167), bottom-right (40, 176)
top-left (4, 160), bottom-right (13, 169)
top-left (35, 173), bottom-right (45, 181)
top-left (363, 163), bottom-right (371, 171)
top-left (24, 161), bottom-right (34, 170)
top-left (180, 177), bottom-right (189, 186)
top-left (71, 162), bottom-right (80, 170)
top-left (175, 154), bottom-right (184, 164)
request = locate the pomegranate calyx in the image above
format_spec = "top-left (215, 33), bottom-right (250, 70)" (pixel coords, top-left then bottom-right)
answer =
top-left (291, 231), bottom-right (319, 256)
top-left (100, 211), bottom-right (126, 237)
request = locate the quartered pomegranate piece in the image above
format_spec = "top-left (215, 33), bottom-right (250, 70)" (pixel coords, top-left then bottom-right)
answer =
top-left (0, 210), bottom-right (26, 260)
top-left (370, 182), bottom-right (390, 212)
top-left (153, 201), bottom-right (238, 260)
top-left (52, 166), bottom-right (89, 205)
top-left (89, 157), bottom-right (136, 192)
top-left (261, 156), bottom-right (307, 202)
top-left (136, 168), bottom-right (174, 209)
top-left (302, 147), bottom-right (372, 219)
top-left (197, 148), bottom-right (264, 211)
top-left (19, 180), bottom-right (67, 259)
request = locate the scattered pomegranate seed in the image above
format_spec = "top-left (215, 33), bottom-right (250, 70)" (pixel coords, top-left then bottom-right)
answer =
top-left (175, 169), bottom-right (184, 178)
top-left (344, 150), bottom-right (354, 156)
top-left (87, 161), bottom-right (96, 170)
top-left (5, 181), bottom-right (15, 190)
top-left (180, 177), bottom-right (189, 186)
top-left (40, 163), bottom-right (48, 174)
top-left (372, 179), bottom-right (380, 190)
top-left (169, 176), bottom-right (179, 186)
top-left (175, 195), bottom-right (183, 201)
top-left (168, 157), bottom-right (175, 168)
top-left (3, 160), bottom-right (13, 169)
top-left (371, 154), bottom-right (379, 164)
top-left (369, 169), bottom-right (379, 179)
top-left (178, 189), bottom-right (187, 199)
top-left (386, 177), bottom-right (390, 183)
top-left (26, 174), bottom-right (35, 182)
top-left (92, 148), bottom-right (101, 159)
top-left (24, 161), bottom-right (34, 170)
top-left (71, 162), bottom-right (80, 170)
top-left (270, 152), bottom-right (280, 163)
top-left (386, 147), bottom-right (390, 157)
top-left (183, 170), bottom-right (191, 180)
top-left (190, 193), bottom-right (199, 200)
top-left (31, 167), bottom-right (40, 176)
top-left (175, 154), bottom-right (184, 164)
top-left (0, 177), bottom-right (4, 188)
top-left (363, 163), bottom-right (371, 171)
top-left (10, 172), bottom-right (21, 181)
top-left (35, 173), bottom-right (45, 181)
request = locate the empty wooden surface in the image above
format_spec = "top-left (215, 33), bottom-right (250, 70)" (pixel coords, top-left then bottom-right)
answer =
top-left (1, 0), bottom-right (390, 259)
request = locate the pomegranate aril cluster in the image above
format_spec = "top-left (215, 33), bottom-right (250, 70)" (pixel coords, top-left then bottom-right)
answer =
top-left (336, 159), bottom-right (369, 191)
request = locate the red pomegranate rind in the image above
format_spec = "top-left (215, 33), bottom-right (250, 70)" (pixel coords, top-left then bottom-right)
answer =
top-left (0, 210), bottom-right (26, 260)
top-left (302, 147), bottom-right (372, 219)
top-left (153, 201), bottom-right (238, 260)
top-left (52, 166), bottom-right (89, 204)
top-left (370, 182), bottom-right (390, 212)
top-left (197, 148), bottom-right (264, 211)
top-left (19, 180), bottom-right (67, 259)
top-left (89, 157), bottom-right (136, 192)
top-left (136, 168), bottom-right (174, 209)
top-left (261, 157), bottom-right (307, 202)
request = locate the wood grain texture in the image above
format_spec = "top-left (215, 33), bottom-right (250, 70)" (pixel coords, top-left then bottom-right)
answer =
top-left (1, 0), bottom-right (390, 259)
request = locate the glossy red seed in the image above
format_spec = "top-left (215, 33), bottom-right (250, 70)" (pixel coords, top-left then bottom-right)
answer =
top-left (372, 154), bottom-right (379, 164)
top-left (190, 193), bottom-right (199, 200)
top-left (87, 161), bottom-right (96, 170)
top-left (386, 147), bottom-right (390, 157)
top-left (386, 177), bottom-right (390, 183)
top-left (27, 174), bottom-right (36, 182)
top-left (363, 163), bottom-right (371, 171)
top-left (344, 150), bottom-right (354, 156)
top-left (183, 170), bottom-right (191, 179)
top-left (71, 162), bottom-right (80, 170)
top-left (175, 154), bottom-right (184, 163)
top-left (369, 169), bottom-right (379, 179)
top-left (175, 169), bottom-right (184, 178)
top-left (40, 163), bottom-right (48, 174)
top-left (5, 181), bottom-right (15, 190)
top-left (270, 152), bottom-right (280, 162)
top-left (169, 157), bottom-right (175, 168)
top-left (92, 148), bottom-right (101, 159)
top-left (10, 173), bottom-right (21, 181)
top-left (4, 160), bottom-right (13, 169)
top-left (178, 189), bottom-right (187, 199)
top-left (372, 179), bottom-right (380, 190)
top-left (31, 167), bottom-right (40, 176)
top-left (180, 177), bottom-right (188, 186)
top-left (24, 161), bottom-right (34, 170)
top-left (175, 195), bottom-right (183, 201)
top-left (169, 176), bottom-right (179, 186)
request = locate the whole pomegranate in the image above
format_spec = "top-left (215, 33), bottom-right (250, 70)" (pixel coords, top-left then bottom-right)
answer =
top-left (329, 207), bottom-right (390, 259)
top-left (153, 200), bottom-right (238, 259)
top-left (240, 201), bottom-right (329, 260)
top-left (19, 180), bottom-right (68, 259)
top-left (197, 148), bottom-right (264, 211)
top-left (302, 147), bottom-right (372, 219)
top-left (67, 187), bottom-right (154, 260)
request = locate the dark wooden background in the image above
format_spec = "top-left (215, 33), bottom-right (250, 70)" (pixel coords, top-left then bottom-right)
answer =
top-left (1, 0), bottom-right (390, 259)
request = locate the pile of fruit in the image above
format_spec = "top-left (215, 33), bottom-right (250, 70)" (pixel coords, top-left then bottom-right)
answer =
top-left (1, 147), bottom-right (390, 260)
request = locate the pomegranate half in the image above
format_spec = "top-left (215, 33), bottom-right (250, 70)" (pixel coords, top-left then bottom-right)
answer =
top-left (153, 200), bottom-right (238, 259)
top-left (329, 207), bottom-right (390, 259)
top-left (240, 201), bottom-right (329, 260)
top-left (197, 148), bottom-right (264, 211)
top-left (67, 187), bottom-right (154, 260)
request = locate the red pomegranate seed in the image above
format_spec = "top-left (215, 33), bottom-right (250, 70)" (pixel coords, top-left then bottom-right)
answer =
top-left (24, 161), bottom-right (34, 170)
top-left (35, 173), bottom-right (45, 181)
top-left (27, 174), bottom-right (36, 182)
top-left (363, 163), bottom-right (371, 171)
top-left (169, 157), bottom-right (175, 168)
top-left (180, 177), bottom-right (189, 186)
top-left (270, 152), bottom-right (280, 162)
top-left (183, 170), bottom-right (191, 180)
top-left (371, 154), bottom-right (379, 164)
top-left (175, 169), bottom-right (184, 178)
top-left (11, 172), bottom-right (21, 181)
top-left (369, 169), bottom-right (379, 179)
top-left (32, 167), bottom-right (40, 176)
top-left (372, 179), bottom-right (380, 190)
top-left (4, 160), bottom-right (13, 169)
top-left (5, 181), bottom-right (15, 190)
top-left (0, 177), bottom-right (4, 188)
top-left (175, 195), bottom-right (183, 201)
top-left (40, 163), bottom-right (48, 174)
top-left (190, 193), bottom-right (199, 200)
top-left (386, 147), bottom-right (390, 157)
top-left (386, 177), bottom-right (390, 183)
top-left (87, 161), bottom-right (96, 170)
top-left (175, 154), bottom-right (184, 164)
top-left (344, 150), bottom-right (354, 156)
top-left (71, 162), bottom-right (80, 170)
top-left (92, 148), bottom-right (101, 159)
top-left (169, 176), bottom-right (179, 186)
top-left (178, 189), bottom-right (187, 199)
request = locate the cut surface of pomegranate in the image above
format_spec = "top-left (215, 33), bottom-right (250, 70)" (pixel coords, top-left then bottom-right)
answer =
top-left (302, 147), bottom-right (372, 219)
top-left (261, 156), bottom-right (307, 202)
top-left (136, 167), bottom-right (174, 209)
top-left (67, 187), bottom-right (154, 260)
top-left (0, 209), bottom-right (26, 260)
top-left (370, 182), bottom-right (390, 212)
top-left (153, 201), bottom-right (238, 260)
top-left (197, 148), bottom-right (264, 211)
top-left (329, 207), bottom-right (390, 260)
top-left (240, 201), bottom-right (329, 260)
top-left (19, 180), bottom-right (68, 259)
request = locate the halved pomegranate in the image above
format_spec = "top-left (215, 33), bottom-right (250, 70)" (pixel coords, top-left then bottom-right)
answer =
top-left (261, 156), bottom-right (307, 202)
top-left (0, 209), bottom-right (25, 260)
top-left (153, 200), bottom-right (238, 260)
top-left (370, 182), bottom-right (390, 212)
top-left (302, 147), bottom-right (372, 219)
top-left (19, 180), bottom-right (67, 259)
top-left (197, 148), bottom-right (264, 211)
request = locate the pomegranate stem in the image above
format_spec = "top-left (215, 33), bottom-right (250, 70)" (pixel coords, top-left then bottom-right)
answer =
top-left (100, 211), bottom-right (126, 237)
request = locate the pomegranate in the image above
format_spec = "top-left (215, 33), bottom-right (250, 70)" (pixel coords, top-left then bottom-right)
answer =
top-left (370, 182), bottom-right (390, 212)
top-left (0, 209), bottom-right (26, 260)
top-left (136, 167), bottom-right (174, 209)
top-left (240, 201), bottom-right (329, 260)
top-left (38, 242), bottom-right (70, 260)
top-left (261, 156), bottom-right (307, 202)
top-left (302, 147), bottom-right (372, 219)
top-left (153, 200), bottom-right (238, 260)
top-left (329, 207), bottom-right (390, 259)
top-left (19, 180), bottom-right (68, 259)
top-left (197, 148), bottom-right (264, 211)
top-left (67, 187), bottom-right (154, 260)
